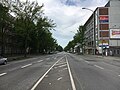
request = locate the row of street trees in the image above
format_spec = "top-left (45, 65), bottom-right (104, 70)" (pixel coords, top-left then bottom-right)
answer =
top-left (0, 0), bottom-right (61, 57)
top-left (64, 25), bottom-right (85, 54)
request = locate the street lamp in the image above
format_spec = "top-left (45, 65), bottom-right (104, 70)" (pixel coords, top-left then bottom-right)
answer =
top-left (82, 7), bottom-right (105, 56)
top-left (82, 8), bottom-right (96, 55)
top-left (82, 8), bottom-right (94, 12)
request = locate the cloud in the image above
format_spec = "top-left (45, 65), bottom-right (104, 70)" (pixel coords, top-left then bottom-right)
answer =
top-left (29, 0), bottom-right (108, 47)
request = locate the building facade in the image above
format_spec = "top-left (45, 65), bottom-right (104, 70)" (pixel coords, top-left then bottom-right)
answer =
top-left (84, 0), bottom-right (120, 56)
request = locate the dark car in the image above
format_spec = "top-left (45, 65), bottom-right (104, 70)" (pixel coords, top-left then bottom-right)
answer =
top-left (0, 56), bottom-right (7, 65)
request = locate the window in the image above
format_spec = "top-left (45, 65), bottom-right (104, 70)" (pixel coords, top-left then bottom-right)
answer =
top-left (99, 24), bottom-right (109, 30)
top-left (100, 31), bottom-right (109, 37)
top-left (99, 8), bottom-right (108, 15)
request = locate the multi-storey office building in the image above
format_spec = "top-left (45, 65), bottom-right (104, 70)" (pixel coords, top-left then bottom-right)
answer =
top-left (84, 0), bottom-right (120, 56)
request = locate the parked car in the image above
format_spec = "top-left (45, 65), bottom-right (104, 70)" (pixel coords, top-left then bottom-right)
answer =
top-left (0, 56), bottom-right (7, 65)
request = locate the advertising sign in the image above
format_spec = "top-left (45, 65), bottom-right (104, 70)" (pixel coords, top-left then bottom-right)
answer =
top-left (99, 40), bottom-right (109, 47)
top-left (110, 29), bottom-right (120, 39)
top-left (99, 16), bottom-right (109, 23)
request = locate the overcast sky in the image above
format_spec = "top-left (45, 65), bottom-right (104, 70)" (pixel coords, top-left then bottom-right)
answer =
top-left (23, 0), bottom-right (109, 47)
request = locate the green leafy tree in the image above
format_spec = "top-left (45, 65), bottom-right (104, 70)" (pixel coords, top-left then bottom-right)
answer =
top-left (0, 3), bottom-right (12, 56)
top-left (64, 40), bottom-right (75, 52)
top-left (1, 0), bottom-right (57, 56)
top-left (10, 0), bottom-right (44, 57)
top-left (64, 25), bottom-right (85, 53)
top-left (74, 26), bottom-right (85, 54)
top-left (36, 17), bottom-right (56, 53)
top-left (56, 45), bottom-right (63, 52)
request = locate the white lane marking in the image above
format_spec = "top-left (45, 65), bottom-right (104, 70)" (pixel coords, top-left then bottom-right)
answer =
top-left (49, 83), bottom-right (52, 85)
top-left (54, 67), bottom-right (58, 69)
top-left (59, 68), bottom-right (68, 72)
top-left (37, 60), bottom-right (43, 63)
top-left (57, 77), bottom-right (63, 80)
top-left (21, 64), bottom-right (32, 69)
top-left (31, 56), bottom-right (64, 90)
top-left (85, 61), bottom-right (90, 64)
top-left (0, 73), bottom-right (7, 77)
top-left (94, 65), bottom-right (104, 70)
top-left (55, 62), bottom-right (67, 66)
top-left (66, 57), bottom-right (76, 90)
top-left (46, 58), bottom-right (50, 60)
top-left (62, 68), bottom-right (68, 70)
top-left (45, 75), bottom-right (48, 78)
top-left (58, 64), bottom-right (67, 68)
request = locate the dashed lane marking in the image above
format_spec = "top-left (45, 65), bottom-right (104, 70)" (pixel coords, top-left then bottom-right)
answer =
top-left (0, 73), bottom-right (7, 77)
top-left (59, 68), bottom-right (68, 72)
top-left (94, 65), bottom-right (104, 70)
top-left (21, 64), bottom-right (32, 69)
top-left (46, 58), bottom-right (50, 60)
top-left (58, 64), bottom-right (67, 68)
top-left (55, 62), bottom-right (66, 66)
top-left (57, 77), bottom-right (63, 80)
top-left (85, 61), bottom-right (90, 64)
top-left (49, 83), bottom-right (52, 85)
top-left (37, 60), bottom-right (43, 63)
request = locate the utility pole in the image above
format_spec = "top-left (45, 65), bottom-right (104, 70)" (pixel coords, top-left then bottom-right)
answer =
top-left (82, 8), bottom-right (96, 55)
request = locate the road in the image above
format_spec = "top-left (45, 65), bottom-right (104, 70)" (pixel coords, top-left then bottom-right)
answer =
top-left (0, 52), bottom-right (120, 90)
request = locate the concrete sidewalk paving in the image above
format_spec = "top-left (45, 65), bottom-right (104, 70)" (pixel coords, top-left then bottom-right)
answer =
top-left (7, 54), bottom-right (42, 61)
top-left (90, 55), bottom-right (120, 61)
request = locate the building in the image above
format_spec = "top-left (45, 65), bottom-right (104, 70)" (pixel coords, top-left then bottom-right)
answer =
top-left (84, 0), bottom-right (120, 56)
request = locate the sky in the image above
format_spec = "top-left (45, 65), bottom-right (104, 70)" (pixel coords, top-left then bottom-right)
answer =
top-left (21, 0), bottom-right (109, 48)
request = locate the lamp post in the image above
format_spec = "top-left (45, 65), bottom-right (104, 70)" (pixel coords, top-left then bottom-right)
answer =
top-left (82, 8), bottom-right (96, 55)
top-left (82, 8), bottom-right (105, 56)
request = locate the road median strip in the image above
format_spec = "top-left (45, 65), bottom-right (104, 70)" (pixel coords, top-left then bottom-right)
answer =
top-left (31, 56), bottom-right (64, 90)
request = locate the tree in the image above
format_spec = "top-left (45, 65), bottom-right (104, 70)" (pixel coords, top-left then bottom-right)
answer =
top-left (56, 45), bottom-right (63, 52)
top-left (0, 0), bottom-right (57, 56)
top-left (64, 40), bottom-right (75, 52)
top-left (0, 3), bottom-right (12, 56)
top-left (64, 25), bottom-right (86, 54)
top-left (73, 26), bottom-right (85, 54)
top-left (10, 0), bottom-right (44, 57)
top-left (36, 17), bottom-right (56, 53)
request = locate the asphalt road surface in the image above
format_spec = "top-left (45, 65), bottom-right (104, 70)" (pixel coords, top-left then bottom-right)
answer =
top-left (0, 52), bottom-right (120, 90)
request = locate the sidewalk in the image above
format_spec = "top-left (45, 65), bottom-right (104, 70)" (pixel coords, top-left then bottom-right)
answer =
top-left (7, 54), bottom-right (41, 61)
top-left (7, 55), bottom-right (26, 61)
top-left (87, 54), bottom-right (120, 61)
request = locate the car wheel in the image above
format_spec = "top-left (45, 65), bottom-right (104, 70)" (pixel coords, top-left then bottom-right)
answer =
top-left (3, 61), bottom-right (7, 65)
